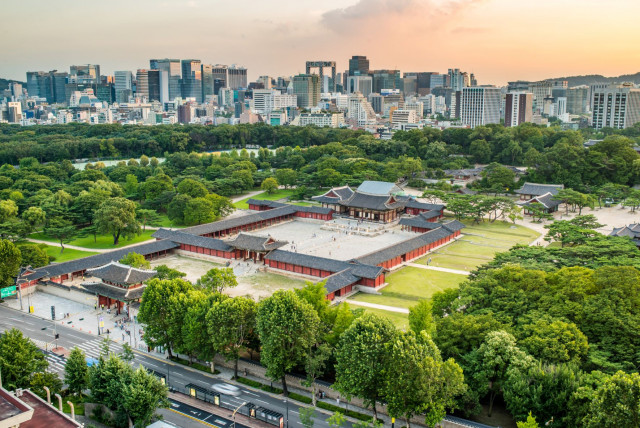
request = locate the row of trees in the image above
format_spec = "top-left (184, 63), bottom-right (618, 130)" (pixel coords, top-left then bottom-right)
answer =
top-left (138, 275), bottom-right (465, 427)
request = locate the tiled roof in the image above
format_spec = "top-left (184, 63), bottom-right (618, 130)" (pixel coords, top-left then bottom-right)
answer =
top-left (225, 233), bottom-right (287, 251)
top-left (246, 199), bottom-right (288, 208)
top-left (405, 200), bottom-right (445, 211)
top-left (515, 182), bottom-right (564, 196)
top-left (86, 261), bottom-right (156, 284)
top-left (323, 269), bottom-right (361, 293)
top-left (419, 210), bottom-right (442, 219)
top-left (181, 205), bottom-right (297, 236)
top-left (23, 240), bottom-right (178, 282)
top-left (440, 220), bottom-right (466, 232)
top-left (339, 192), bottom-right (404, 210)
top-left (356, 181), bottom-right (402, 195)
top-left (82, 281), bottom-right (146, 301)
top-left (610, 224), bottom-right (640, 238)
top-left (399, 217), bottom-right (443, 229)
top-left (522, 192), bottom-right (561, 209)
top-left (264, 250), bottom-right (382, 279)
top-left (152, 229), bottom-right (233, 251)
top-left (312, 186), bottom-right (354, 203)
top-left (355, 227), bottom-right (453, 266)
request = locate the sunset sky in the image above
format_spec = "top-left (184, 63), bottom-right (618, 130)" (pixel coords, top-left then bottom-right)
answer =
top-left (2, 0), bottom-right (640, 85)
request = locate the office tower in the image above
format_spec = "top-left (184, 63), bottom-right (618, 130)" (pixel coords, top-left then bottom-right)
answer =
top-left (369, 93), bottom-right (384, 114)
top-left (114, 71), bottom-right (133, 103)
top-left (8, 82), bottom-right (22, 98)
top-left (347, 75), bottom-right (372, 98)
top-left (201, 64), bottom-right (215, 101)
top-left (567, 86), bottom-right (589, 114)
top-left (592, 85), bottom-right (640, 129)
top-left (257, 76), bottom-right (273, 89)
top-left (347, 92), bottom-right (377, 127)
top-left (292, 74), bottom-right (321, 109)
top-left (551, 80), bottom-right (568, 100)
top-left (7, 102), bottom-right (22, 123)
top-left (26, 71), bottom-right (43, 96)
top-left (459, 86), bottom-right (501, 128)
top-left (147, 70), bottom-right (161, 102)
top-left (211, 65), bottom-right (248, 90)
top-left (181, 59), bottom-right (202, 102)
top-left (505, 92), bottom-right (533, 127)
top-left (306, 61), bottom-right (337, 92)
top-left (95, 84), bottom-right (114, 103)
top-left (177, 104), bottom-right (193, 124)
top-left (51, 72), bottom-right (69, 103)
top-left (218, 88), bottom-right (234, 108)
top-left (430, 74), bottom-right (447, 89)
top-left (555, 97), bottom-right (567, 117)
top-left (508, 81), bottom-right (531, 92)
top-left (348, 55), bottom-right (370, 76)
top-left (404, 72), bottom-right (436, 95)
top-left (448, 68), bottom-right (465, 91)
top-left (404, 99), bottom-right (424, 118)
top-left (214, 79), bottom-right (225, 96)
top-left (371, 70), bottom-right (401, 93)
top-left (70, 64), bottom-right (100, 82)
top-left (528, 81), bottom-right (552, 112)
top-left (391, 109), bottom-right (418, 126)
top-left (470, 73), bottom-right (478, 87)
top-left (402, 76), bottom-right (417, 96)
top-left (150, 59), bottom-right (181, 100)
top-left (136, 69), bottom-right (150, 100)
top-left (589, 82), bottom-right (609, 111)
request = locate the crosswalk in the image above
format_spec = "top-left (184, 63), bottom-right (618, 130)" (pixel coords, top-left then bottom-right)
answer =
top-left (44, 338), bottom-right (126, 374)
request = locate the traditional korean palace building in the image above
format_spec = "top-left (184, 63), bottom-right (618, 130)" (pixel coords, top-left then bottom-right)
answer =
top-left (313, 181), bottom-right (444, 223)
top-left (610, 224), bottom-right (640, 248)
top-left (515, 182), bottom-right (564, 200)
top-left (83, 262), bottom-right (156, 315)
top-left (19, 186), bottom-right (463, 301)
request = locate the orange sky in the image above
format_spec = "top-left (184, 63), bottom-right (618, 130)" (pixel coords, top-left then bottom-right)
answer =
top-left (2, 0), bottom-right (640, 85)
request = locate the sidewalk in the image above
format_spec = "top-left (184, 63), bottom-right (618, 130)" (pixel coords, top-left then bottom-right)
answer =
top-left (406, 263), bottom-right (470, 275)
top-left (25, 237), bottom-right (158, 254)
top-left (345, 300), bottom-right (409, 314)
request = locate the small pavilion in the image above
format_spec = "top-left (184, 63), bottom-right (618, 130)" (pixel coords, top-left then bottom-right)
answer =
top-left (83, 261), bottom-right (156, 315)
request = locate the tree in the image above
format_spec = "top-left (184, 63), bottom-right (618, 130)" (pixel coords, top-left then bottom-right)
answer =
top-left (154, 265), bottom-right (186, 280)
top-left (44, 217), bottom-right (78, 254)
top-left (304, 343), bottom-right (331, 406)
top-left (177, 178), bottom-right (209, 198)
top-left (0, 328), bottom-right (48, 389)
top-left (0, 199), bottom-right (18, 222)
top-left (167, 194), bottom-right (191, 224)
top-left (408, 299), bottom-right (435, 336)
top-left (207, 296), bottom-right (257, 378)
top-left (256, 290), bottom-right (320, 396)
top-left (138, 278), bottom-right (194, 357)
top-left (517, 412), bottom-right (540, 428)
top-left (385, 332), bottom-right (465, 428)
top-left (544, 216), bottom-right (603, 247)
top-left (184, 197), bottom-right (217, 225)
top-left (122, 366), bottom-right (170, 426)
top-left (196, 267), bottom-right (237, 293)
top-left (17, 244), bottom-right (49, 268)
top-left (182, 290), bottom-right (223, 367)
top-left (136, 209), bottom-right (162, 231)
top-left (335, 313), bottom-right (396, 419)
top-left (585, 371), bottom-right (640, 428)
top-left (94, 197), bottom-right (140, 245)
top-left (327, 411), bottom-right (347, 428)
top-left (65, 347), bottom-right (89, 395)
top-left (299, 406), bottom-right (315, 428)
top-left (119, 252), bottom-right (151, 269)
top-left (121, 342), bottom-right (135, 362)
top-left (261, 177), bottom-right (279, 194)
top-left (206, 193), bottom-right (235, 218)
top-left (30, 372), bottom-right (63, 401)
top-left (275, 168), bottom-right (298, 188)
top-left (21, 206), bottom-right (46, 234)
top-left (0, 239), bottom-right (21, 286)
top-left (518, 320), bottom-right (589, 365)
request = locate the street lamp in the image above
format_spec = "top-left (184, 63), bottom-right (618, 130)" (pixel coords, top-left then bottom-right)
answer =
top-left (284, 398), bottom-right (288, 428)
top-left (232, 401), bottom-right (247, 428)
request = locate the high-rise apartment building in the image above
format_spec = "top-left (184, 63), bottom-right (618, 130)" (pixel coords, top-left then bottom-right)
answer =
top-left (181, 59), bottom-right (203, 102)
top-left (591, 85), bottom-right (640, 129)
top-left (505, 92), bottom-right (533, 127)
top-left (251, 90), bottom-right (297, 115)
top-left (348, 56), bottom-right (370, 76)
top-left (292, 74), bottom-right (321, 109)
top-left (7, 102), bottom-right (22, 123)
top-left (459, 86), bottom-right (501, 128)
top-left (347, 92), bottom-right (377, 128)
top-left (211, 65), bottom-right (248, 90)
top-left (150, 59), bottom-right (181, 100)
top-left (114, 71), bottom-right (133, 103)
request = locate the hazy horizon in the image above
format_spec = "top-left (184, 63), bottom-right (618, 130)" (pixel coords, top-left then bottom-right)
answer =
top-left (2, 0), bottom-right (639, 85)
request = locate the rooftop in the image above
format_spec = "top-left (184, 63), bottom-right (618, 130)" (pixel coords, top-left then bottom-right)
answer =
top-left (86, 261), bottom-right (156, 285)
top-left (356, 180), bottom-right (402, 196)
top-left (0, 387), bottom-right (82, 428)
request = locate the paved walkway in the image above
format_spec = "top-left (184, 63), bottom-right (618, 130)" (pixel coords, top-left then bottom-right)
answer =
top-left (344, 299), bottom-right (409, 314)
top-left (25, 237), bottom-right (157, 254)
top-left (406, 263), bottom-right (470, 275)
top-left (231, 189), bottom-right (264, 203)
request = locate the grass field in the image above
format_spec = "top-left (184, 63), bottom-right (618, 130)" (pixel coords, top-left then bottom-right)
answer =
top-left (350, 268), bottom-right (466, 309)
top-left (155, 214), bottom-right (184, 228)
top-left (31, 230), bottom-right (156, 250)
top-left (44, 245), bottom-right (97, 262)
top-left (415, 220), bottom-right (539, 271)
top-left (233, 189), bottom-right (297, 209)
top-left (360, 307), bottom-right (410, 329)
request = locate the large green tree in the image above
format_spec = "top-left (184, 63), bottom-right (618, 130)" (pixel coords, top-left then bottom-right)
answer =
top-left (94, 197), bottom-right (140, 245)
top-left (64, 347), bottom-right (89, 395)
top-left (44, 217), bottom-right (78, 253)
top-left (0, 328), bottom-right (48, 389)
top-left (0, 239), bottom-right (21, 286)
top-left (196, 267), bottom-right (237, 293)
top-left (585, 371), bottom-right (640, 428)
top-left (335, 313), bottom-right (396, 419)
top-left (256, 290), bottom-right (320, 395)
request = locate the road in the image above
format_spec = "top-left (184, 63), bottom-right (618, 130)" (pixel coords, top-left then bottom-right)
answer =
top-left (0, 305), bottom-right (345, 428)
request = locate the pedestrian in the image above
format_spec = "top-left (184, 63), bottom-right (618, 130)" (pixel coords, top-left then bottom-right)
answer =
top-left (122, 333), bottom-right (125, 341)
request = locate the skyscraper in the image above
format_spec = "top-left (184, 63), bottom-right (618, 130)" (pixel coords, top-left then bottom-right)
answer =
top-left (201, 64), bottom-right (215, 101)
top-left (371, 70), bottom-right (401, 93)
top-left (348, 75), bottom-right (373, 98)
top-left (505, 92), bottom-right (533, 127)
top-left (147, 70), bottom-right (161, 102)
top-left (114, 71), bottom-right (133, 103)
top-left (211, 65), bottom-right (248, 90)
top-left (292, 74), bottom-right (321, 109)
top-left (591, 85), bottom-right (640, 129)
top-left (459, 86), bottom-right (501, 128)
top-left (70, 64), bottom-right (100, 83)
top-left (136, 69), bottom-right (149, 100)
top-left (150, 59), bottom-right (181, 100)
top-left (567, 86), bottom-right (589, 114)
top-left (181, 59), bottom-right (202, 102)
top-left (348, 56), bottom-right (370, 76)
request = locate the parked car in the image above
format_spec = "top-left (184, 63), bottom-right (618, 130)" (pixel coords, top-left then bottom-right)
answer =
top-left (211, 383), bottom-right (241, 396)
top-left (604, 198), bottom-right (615, 207)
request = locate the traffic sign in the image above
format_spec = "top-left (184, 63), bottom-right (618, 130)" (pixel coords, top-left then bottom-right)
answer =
top-left (0, 286), bottom-right (16, 298)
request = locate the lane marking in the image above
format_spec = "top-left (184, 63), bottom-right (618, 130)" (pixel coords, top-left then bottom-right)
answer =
top-left (169, 408), bottom-right (220, 427)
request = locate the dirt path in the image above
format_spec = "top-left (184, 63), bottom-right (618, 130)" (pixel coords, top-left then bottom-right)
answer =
top-left (231, 189), bottom-right (264, 203)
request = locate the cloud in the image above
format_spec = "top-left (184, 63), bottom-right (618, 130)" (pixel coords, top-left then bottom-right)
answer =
top-left (450, 26), bottom-right (490, 34)
top-left (320, 0), bottom-right (485, 34)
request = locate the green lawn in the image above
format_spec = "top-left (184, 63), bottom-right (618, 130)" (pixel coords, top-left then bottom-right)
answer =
top-left (234, 189), bottom-right (297, 209)
top-left (415, 220), bottom-right (539, 271)
top-left (350, 268), bottom-right (466, 309)
top-left (155, 214), bottom-right (184, 228)
top-left (361, 307), bottom-right (409, 330)
top-left (31, 230), bottom-right (156, 250)
top-left (45, 245), bottom-right (98, 263)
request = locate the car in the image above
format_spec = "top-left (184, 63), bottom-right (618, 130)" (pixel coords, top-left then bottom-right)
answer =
top-left (211, 383), bottom-right (242, 397)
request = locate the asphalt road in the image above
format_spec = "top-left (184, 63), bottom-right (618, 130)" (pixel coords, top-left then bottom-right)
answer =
top-left (0, 304), bottom-right (346, 428)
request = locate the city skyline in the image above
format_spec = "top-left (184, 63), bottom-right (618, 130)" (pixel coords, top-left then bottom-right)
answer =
top-left (2, 0), bottom-right (640, 84)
